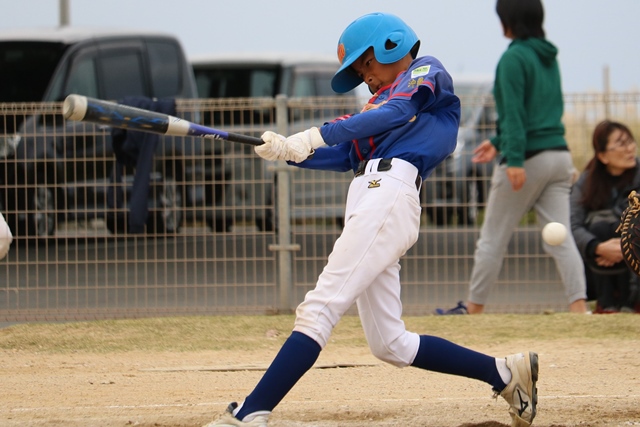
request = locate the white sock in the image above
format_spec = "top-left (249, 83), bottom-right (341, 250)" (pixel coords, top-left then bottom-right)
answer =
top-left (496, 357), bottom-right (512, 385)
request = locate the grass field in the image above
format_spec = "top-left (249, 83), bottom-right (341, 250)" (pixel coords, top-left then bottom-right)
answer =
top-left (1, 313), bottom-right (638, 353)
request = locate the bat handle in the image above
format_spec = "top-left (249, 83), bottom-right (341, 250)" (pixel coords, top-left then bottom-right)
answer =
top-left (226, 132), bottom-right (313, 159)
top-left (225, 132), bottom-right (264, 146)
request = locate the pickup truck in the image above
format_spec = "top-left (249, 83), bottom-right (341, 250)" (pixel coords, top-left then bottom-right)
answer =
top-left (0, 27), bottom-right (226, 237)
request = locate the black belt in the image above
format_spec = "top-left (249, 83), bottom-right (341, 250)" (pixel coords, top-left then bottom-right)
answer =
top-left (354, 158), bottom-right (422, 190)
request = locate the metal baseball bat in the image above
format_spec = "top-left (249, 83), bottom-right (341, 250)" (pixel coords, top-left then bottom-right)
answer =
top-left (62, 94), bottom-right (264, 146)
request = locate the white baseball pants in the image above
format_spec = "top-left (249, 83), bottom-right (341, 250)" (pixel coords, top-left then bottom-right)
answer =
top-left (294, 158), bottom-right (422, 367)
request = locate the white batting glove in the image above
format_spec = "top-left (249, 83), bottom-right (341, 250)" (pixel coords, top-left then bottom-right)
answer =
top-left (283, 127), bottom-right (326, 163)
top-left (255, 131), bottom-right (287, 161)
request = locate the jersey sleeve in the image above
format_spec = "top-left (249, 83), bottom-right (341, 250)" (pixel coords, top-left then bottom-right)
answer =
top-left (289, 141), bottom-right (353, 172)
top-left (319, 57), bottom-right (451, 145)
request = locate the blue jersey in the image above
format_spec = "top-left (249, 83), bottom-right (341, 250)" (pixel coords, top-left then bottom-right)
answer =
top-left (295, 56), bottom-right (461, 180)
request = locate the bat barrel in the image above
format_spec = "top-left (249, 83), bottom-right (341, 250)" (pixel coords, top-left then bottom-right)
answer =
top-left (63, 94), bottom-right (89, 121)
top-left (63, 93), bottom-right (266, 146)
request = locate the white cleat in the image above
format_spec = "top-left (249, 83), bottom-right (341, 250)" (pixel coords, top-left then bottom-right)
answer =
top-left (204, 402), bottom-right (269, 427)
top-left (498, 352), bottom-right (539, 427)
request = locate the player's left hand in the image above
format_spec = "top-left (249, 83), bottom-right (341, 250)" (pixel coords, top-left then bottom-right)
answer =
top-left (255, 131), bottom-right (287, 161)
top-left (283, 127), bottom-right (326, 163)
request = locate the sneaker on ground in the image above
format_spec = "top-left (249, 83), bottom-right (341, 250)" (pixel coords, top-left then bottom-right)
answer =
top-left (496, 352), bottom-right (539, 427)
top-left (204, 402), bottom-right (269, 427)
top-left (434, 301), bottom-right (468, 315)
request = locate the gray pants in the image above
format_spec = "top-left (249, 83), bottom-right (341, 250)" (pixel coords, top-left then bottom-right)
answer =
top-left (468, 150), bottom-right (587, 305)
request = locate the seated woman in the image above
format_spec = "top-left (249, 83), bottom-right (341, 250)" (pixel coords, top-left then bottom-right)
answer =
top-left (570, 120), bottom-right (640, 313)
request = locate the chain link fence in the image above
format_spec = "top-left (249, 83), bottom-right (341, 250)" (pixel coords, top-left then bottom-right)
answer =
top-left (0, 92), bottom-right (638, 321)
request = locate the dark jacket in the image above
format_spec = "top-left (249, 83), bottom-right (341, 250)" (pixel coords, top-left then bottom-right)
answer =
top-left (570, 160), bottom-right (640, 262)
top-left (108, 96), bottom-right (176, 233)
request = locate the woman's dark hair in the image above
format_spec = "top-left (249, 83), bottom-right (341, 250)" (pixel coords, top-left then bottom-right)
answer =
top-left (580, 120), bottom-right (637, 210)
top-left (496, 0), bottom-right (545, 39)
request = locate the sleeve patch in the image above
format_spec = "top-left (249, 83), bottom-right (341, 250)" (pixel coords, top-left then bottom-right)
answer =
top-left (411, 65), bottom-right (431, 78)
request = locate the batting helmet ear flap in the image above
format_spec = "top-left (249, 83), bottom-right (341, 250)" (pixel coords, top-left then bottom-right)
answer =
top-left (410, 41), bottom-right (421, 59)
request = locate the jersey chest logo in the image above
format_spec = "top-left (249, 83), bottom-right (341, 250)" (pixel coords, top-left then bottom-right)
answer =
top-left (411, 65), bottom-right (431, 78)
top-left (368, 179), bottom-right (382, 188)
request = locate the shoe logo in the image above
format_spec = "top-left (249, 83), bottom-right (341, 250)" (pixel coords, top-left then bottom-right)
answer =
top-left (516, 388), bottom-right (529, 416)
top-left (368, 179), bottom-right (381, 188)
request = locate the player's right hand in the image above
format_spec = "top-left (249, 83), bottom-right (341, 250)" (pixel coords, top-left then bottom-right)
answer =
top-left (282, 127), bottom-right (325, 163)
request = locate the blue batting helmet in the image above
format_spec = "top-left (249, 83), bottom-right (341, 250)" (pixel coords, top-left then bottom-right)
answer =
top-left (331, 12), bottom-right (420, 93)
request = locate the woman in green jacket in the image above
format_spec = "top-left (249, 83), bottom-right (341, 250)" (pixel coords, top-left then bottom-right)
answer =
top-left (465, 0), bottom-right (588, 314)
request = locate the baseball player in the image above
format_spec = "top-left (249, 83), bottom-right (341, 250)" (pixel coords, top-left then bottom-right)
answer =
top-left (205, 12), bottom-right (538, 427)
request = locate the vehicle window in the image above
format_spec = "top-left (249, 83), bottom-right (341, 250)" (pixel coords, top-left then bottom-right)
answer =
top-left (101, 52), bottom-right (145, 100)
top-left (147, 41), bottom-right (181, 98)
top-left (65, 55), bottom-right (99, 99)
top-left (314, 74), bottom-right (336, 97)
top-left (251, 70), bottom-right (277, 97)
top-left (193, 66), bottom-right (280, 125)
top-left (193, 67), bottom-right (279, 98)
top-left (292, 74), bottom-right (315, 97)
top-left (0, 42), bottom-right (66, 102)
top-left (291, 71), bottom-right (336, 97)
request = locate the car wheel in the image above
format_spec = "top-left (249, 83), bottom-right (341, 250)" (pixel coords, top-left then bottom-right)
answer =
top-left (149, 177), bottom-right (183, 234)
top-left (27, 187), bottom-right (56, 237)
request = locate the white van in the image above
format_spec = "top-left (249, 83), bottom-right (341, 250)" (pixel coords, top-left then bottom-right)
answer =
top-left (191, 52), bottom-right (349, 99)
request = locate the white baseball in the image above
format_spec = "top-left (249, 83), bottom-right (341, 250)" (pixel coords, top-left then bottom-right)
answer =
top-left (542, 222), bottom-right (567, 246)
top-left (0, 212), bottom-right (13, 259)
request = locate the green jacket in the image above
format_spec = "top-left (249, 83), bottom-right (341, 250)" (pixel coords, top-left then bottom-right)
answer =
top-left (491, 38), bottom-right (567, 167)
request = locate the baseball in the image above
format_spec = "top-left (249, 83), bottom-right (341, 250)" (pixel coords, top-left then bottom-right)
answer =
top-left (0, 212), bottom-right (13, 260)
top-left (542, 222), bottom-right (567, 246)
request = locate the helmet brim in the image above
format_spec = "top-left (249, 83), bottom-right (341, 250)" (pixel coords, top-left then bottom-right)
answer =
top-left (331, 45), bottom-right (368, 93)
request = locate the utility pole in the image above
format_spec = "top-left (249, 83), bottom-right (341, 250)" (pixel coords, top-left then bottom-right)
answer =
top-left (59, 0), bottom-right (70, 27)
top-left (603, 65), bottom-right (610, 119)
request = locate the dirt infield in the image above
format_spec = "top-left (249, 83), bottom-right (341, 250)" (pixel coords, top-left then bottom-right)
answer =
top-left (1, 335), bottom-right (639, 426)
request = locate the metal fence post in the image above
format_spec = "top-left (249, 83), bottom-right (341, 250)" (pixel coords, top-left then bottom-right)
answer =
top-left (267, 94), bottom-right (299, 313)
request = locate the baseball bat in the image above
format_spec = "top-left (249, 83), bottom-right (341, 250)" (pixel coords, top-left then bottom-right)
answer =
top-left (62, 94), bottom-right (264, 146)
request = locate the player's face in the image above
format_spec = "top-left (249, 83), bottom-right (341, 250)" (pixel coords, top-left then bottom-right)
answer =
top-left (351, 48), bottom-right (406, 94)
